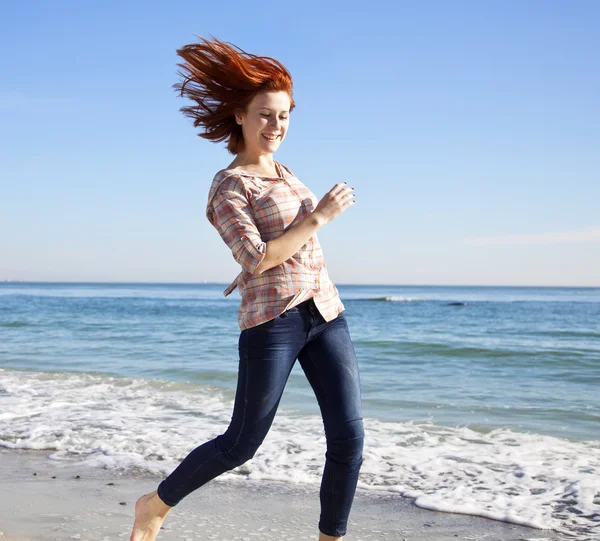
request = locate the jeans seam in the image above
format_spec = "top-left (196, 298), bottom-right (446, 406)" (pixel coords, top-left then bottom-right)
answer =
top-left (332, 459), bottom-right (337, 533)
top-left (182, 338), bottom-right (250, 491)
top-left (233, 334), bottom-right (250, 448)
top-left (304, 344), bottom-right (329, 408)
top-left (304, 345), bottom-right (338, 530)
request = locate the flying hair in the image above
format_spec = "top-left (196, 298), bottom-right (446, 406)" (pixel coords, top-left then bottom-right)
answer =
top-left (173, 35), bottom-right (295, 155)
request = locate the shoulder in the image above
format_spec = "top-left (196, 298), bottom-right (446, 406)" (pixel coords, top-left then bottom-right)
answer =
top-left (213, 168), bottom-right (249, 189)
top-left (207, 169), bottom-right (248, 202)
top-left (205, 170), bottom-right (251, 222)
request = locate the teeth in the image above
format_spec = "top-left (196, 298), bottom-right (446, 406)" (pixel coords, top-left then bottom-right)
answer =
top-left (263, 134), bottom-right (280, 141)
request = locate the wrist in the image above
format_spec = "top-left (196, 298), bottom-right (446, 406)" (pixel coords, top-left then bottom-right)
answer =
top-left (310, 211), bottom-right (328, 228)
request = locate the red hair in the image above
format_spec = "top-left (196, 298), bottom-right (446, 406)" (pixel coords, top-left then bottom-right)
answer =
top-left (173, 36), bottom-right (295, 155)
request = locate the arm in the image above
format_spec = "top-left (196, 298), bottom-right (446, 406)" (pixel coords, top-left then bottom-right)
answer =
top-left (209, 183), bottom-right (267, 275)
top-left (255, 179), bottom-right (356, 275)
top-left (254, 212), bottom-right (326, 275)
top-left (209, 177), bottom-right (353, 276)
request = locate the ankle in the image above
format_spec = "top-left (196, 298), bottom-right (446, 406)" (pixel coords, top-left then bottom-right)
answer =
top-left (146, 491), bottom-right (172, 517)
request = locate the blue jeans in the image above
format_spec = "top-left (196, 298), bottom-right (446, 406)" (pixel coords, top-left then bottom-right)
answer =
top-left (157, 298), bottom-right (364, 537)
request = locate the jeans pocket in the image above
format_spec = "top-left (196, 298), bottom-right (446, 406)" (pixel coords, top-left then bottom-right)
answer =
top-left (249, 314), bottom-right (281, 331)
top-left (249, 304), bottom-right (305, 332)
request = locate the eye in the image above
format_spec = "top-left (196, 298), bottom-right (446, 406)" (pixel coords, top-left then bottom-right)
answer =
top-left (261, 114), bottom-right (289, 120)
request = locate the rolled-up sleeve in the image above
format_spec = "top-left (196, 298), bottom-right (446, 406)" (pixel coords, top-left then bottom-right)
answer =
top-left (208, 179), bottom-right (267, 275)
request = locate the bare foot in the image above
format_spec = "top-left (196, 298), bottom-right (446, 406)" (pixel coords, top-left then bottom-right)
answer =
top-left (319, 532), bottom-right (343, 541)
top-left (129, 490), bottom-right (172, 541)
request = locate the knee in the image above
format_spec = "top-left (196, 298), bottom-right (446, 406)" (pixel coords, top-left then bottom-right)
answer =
top-left (326, 419), bottom-right (364, 463)
top-left (216, 434), bottom-right (261, 469)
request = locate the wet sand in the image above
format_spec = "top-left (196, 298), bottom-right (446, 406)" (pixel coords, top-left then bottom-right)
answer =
top-left (0, 448), bottom-right (566, 540)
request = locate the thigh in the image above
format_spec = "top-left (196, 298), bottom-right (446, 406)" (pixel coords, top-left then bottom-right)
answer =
top-left (297, 314), bottom-right (363, 437)
top-left (228, 321), bottom-right (304, 442)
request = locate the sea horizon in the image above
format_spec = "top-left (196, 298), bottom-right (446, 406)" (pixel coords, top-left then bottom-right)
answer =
top-left (2, 280), bottom-right (600, 288)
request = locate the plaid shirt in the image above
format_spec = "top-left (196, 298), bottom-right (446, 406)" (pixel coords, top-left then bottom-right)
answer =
top-left (206, 161), bottom-right (344, 330)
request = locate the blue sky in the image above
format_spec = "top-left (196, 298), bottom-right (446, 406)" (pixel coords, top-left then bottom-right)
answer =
top-left (1, 1), bottom-right (599, 286)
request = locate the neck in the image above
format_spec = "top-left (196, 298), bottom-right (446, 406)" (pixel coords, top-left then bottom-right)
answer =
top-left (230, 152), bottom-right (275, 169)
top-left (227, 152), bottom-right (279, 175)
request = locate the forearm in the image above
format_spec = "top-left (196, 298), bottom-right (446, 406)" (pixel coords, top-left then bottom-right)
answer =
top-left (254, 211), bottom-right (326, 275)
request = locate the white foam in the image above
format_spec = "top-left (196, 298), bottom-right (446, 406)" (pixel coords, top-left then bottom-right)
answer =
top-left (0, 368), bottom-right (598, 537)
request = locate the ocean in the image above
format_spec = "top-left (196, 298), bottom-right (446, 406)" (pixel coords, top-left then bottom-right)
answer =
top-left (1, 282), bottom-right (599, 538)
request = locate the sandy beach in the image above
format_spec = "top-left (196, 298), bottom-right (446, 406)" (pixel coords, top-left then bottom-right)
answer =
top-left (0, 449), bottom-right (568, 541)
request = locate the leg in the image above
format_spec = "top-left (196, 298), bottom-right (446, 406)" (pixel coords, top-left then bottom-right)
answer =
top-left (130, 323), bottom-right (303, 540)
top-left (298, 312), bottom-right (364, 539)
top-left (157, 327), bottom-right (302, 504)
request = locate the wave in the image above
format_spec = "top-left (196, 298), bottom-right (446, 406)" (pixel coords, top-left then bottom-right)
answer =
top-left (351, 296), bottom-right (600, 305)
top-left (1, 321), bottom-right (28, 328)
top-left (354, 339), bottom-right (594, 365)
top-left (354, 297), bottom-right (466, 305)
top-left (535, 329), bottom-right (600, 340)
top-left (358, 296), bottom-right (424, 302)
top-left (0, 368), bottom-right (598, 537)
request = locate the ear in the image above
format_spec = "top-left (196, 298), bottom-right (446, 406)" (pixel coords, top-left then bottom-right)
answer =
top-left (234, 109), bottom-right (244, 125)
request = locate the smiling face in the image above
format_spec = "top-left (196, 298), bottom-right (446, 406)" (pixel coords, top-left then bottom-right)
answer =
top-left (235, 90), bottom-right (291, 157)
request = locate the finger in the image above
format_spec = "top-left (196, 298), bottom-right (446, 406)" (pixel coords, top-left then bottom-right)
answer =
top-left (330, 182), bottom-right (347, 193)
top-left (335, 186), bottom-right (354, 197)
top-left (339, 191), bottom-right (355, 205)
top-left (331, 184), bottom-right (354, 195)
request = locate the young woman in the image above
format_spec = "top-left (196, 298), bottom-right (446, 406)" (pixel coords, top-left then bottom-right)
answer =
top-left (130, 36), bottom-right (362, 541)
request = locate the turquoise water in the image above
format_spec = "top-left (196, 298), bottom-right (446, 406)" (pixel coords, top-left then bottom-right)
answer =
top-left (1, 282), bottom-right (599, 441)
top-left (2, 283), bottom-right (600, 536)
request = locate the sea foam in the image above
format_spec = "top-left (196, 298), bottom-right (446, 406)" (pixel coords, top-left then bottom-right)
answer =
top-left (0, 368), bottom-right (598, 537)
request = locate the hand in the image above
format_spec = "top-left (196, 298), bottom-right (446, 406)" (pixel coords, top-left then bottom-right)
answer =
top-left (312, 183), bottom-right (355, 226)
